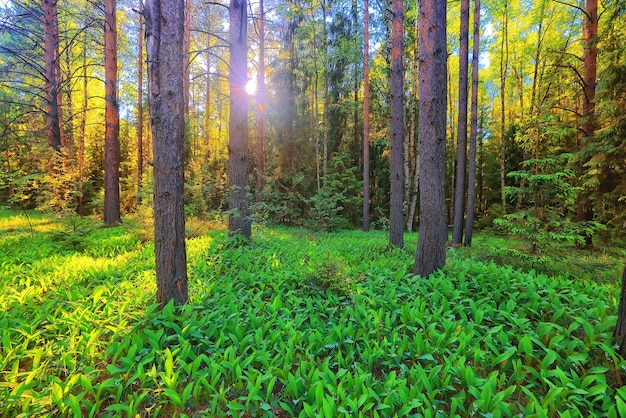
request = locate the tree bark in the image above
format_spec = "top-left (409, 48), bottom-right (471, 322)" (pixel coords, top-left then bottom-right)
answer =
top-left (43, 0), bottom-right (62, 152)
top-left (362, 0), bottom-right (370, 232)
top-left (499, 1), bottom-right (508, 214)
top-left (414, 0), bottom-right (447, 277)
top-left (576, 0), bottom-right (598, 247)
top-left (255, 0), bottom-right (266, 203)
top-left (78, 42), bottom-right (88, 217)
top-left (614, 267), bottom-right (626, 358)
top-left (389, 0), bottom-right (404, 248)
top-left (452, 0), bottom-right (470, 246)
top-left (464, 0), bottom-right (480, 247)
top-left (104, 0), bottom-right (121, 225)
top-left (228, 0), bottom-right (251, 238)
top-left (321, 0), bottom-right (329, 181)
top-left (406, 15), bottom-right (419, 232)
top-left (145, 0), bottom-right (189, 306)
top-left (137, 6), bottom-right (144, 206)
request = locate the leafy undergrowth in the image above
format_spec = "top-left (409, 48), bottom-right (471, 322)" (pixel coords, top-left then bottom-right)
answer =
top-left (1, 212), bottom-right (625, 417)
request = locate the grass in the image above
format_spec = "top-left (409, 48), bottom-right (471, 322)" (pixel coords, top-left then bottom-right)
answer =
top-left (0, 210), bottom-right (625, 417)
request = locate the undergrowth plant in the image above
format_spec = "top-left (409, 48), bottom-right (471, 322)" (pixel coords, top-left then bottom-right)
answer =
top-left (0, 212), bottom-right (625, 417)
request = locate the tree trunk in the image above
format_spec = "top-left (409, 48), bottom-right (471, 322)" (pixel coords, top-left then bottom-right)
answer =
top-left (145, 0), bottom-right (189, 306)
top-left (104, 0), bottom-right (121, 225)
top-left (389, 0), bottom-right (404, 248)
top-left (499, 1), bottom-right (508, 214)
top-left (255, 0), bottom-right (266, 203)
top-left (362, 0), bottom-right (370, 232)
top-left (464, 0), bottom-right (480, 247)
top-left (614, 267), bottom-right (626, 358)
top-left (576, 0), bottom-right (598, 248)
top-left (322, 0), bottom-right (329, 181)
top-left (405, 15), bottom-right (419, 232)
top-left (205, 34), bottom-right (212, 161)
top-left (137, 6), bottom-right (144, 206)
top-left (78, 43), bottom-right (88, 217)
top-left (228, 0), bottom-right (251, 238)
top-left (43, 0), bottom-right (62, 152)
top-left (414, 0), bottom-right (447, 277)
top-left (452, 0), bottom-right (470, 246)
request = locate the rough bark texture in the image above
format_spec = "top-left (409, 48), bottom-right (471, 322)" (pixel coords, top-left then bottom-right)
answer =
top-left (389, 0), bottom-right (404, 248)
top-left (452, 0), bottom-right (470, 245)
top-left (43, 0), bottom-right (62, 152)
top-left (499, 2), bottom-right (508, 214)
top-left (228, 0), bottom-right (251, 238)
top-left (576, 0), bottom-right (598, 247)
top-left (464, 0), bottom-right (480, 247)
top-left (414, 0), bottom-right (447, 277)
top-left (614, 267), bottom-right (626, 358)
top-left (362, 0), bottom-right (370, 232)
top-left (145, 0), bottom-right (189, 306)
top-left (104, 0), bottom-right (121, 225)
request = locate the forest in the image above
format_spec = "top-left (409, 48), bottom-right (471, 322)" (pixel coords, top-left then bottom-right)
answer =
top-left (1, 0), bottom-right (626, 416)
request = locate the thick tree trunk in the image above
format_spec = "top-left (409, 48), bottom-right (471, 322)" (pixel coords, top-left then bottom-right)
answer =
top-left (389, 0), bottom-right (404, 248)
top-left (145, 0), bottom-right (188, 306)
top-left (414, 0), bottom-right (447, 277)
top-left (43, 0), bottom-right (62, 152)
top-left (576, 0), bottom-right (598, 247)
top-left (228, 0), bottom-right (251, 238)
top-left (104, 0), bottom-right (121, 225)
top-left (362, 0), bottom-right (370, 232)
top-left (452, 0), bottom-right (470, 246)
top-left (137, 7), bottom-right (144, 206)
top-left (614, 267), bottom-right (626, 358)
top-left (464, 0), bottom-right (480, 247)
top-left (256, 0), bottom-right (266, 203)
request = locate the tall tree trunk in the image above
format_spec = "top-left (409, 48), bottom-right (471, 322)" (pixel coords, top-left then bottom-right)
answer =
top-left (389, 0), bottom-right (404, 248)
top-left (145, 0), bottom-right (188, 306)
top-left (406, 15), bottom-right (419, 232)
top-left (78, 43), bottom-right (88, 217)
top-left (576, 0), bottom-right (598, 247)
top-left (321, 0), bottom-right (329, 181)
top-left (414, 0), bottom-right (447, 277)
top-left (205, 35), bottom-right (212, 160)
top-left (2, 109), bottom-right (13, 207)
top-left (228, 0), bottom-right (251, 238)
top-left (464, 0), bottom-right (480, 247)
top-left (255, 0), bottom-right (266, 203)
top-left (104, 0), bottom-right (121, 225)
top-left (137, 7), bottom-right (144, 206)
top-left (499, 1), bottom-right (508, 214)
top-left (43, 0), bottom-right (62, 152)
top-left (363, 0), bottom-right (370, 232)
top-left (182, 0), bottom-right (191, 161)
top-left (452, 0), bottom-right (470, 246)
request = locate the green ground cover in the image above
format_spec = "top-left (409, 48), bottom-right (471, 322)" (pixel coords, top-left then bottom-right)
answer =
top-left (0, 211), bottom-right (625, 417)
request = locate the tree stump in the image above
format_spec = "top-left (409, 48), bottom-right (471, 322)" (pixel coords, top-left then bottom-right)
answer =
top-left (614, 266), bottom-right (626, 358)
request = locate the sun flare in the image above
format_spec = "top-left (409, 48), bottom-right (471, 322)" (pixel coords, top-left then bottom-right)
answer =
top-left (245, 79), bottom-right (257, 96)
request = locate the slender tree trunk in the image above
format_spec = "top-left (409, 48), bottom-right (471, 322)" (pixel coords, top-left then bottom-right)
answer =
top-left (322, 0), bottom-right (329, 181)
top-left (55, 11), bottom-right (67, 152)
top-left (104, 0), bottom-right (121, 225)
top-left (414, 0), bottom-right (447, 277)
top-left (363, 0), bottom-right (370, 232)
top-left (406, 15), bottom-right (419, 232)
top-left (137, 6), bottom-right (144, 206)
top-left (452, 0), bottom-right (470, 245)
top-left (389, 0), bottom-right (404, 248)
top-left (2, 110), bottom-right (13, 207)
top-left (464, 0), bottom-right (480, 247)
top-left (311, 19), bottom-right (320, 190)
top-left (78, 44), bottom-right (88, 217)
top-left (43, 0), bottom-right (62, 152)
top-left (205, 35), bottom-right (212, 160)
top-left (228, 0), bottom-right (251, 238)
top-left (499, 2), bottom-right (508, 214)
top-left (256, 0), bottom-right (266, 203)
top-left (145, 0), bottom-right (188, 306)
top-left (576, 0), bottom-right (598, 247)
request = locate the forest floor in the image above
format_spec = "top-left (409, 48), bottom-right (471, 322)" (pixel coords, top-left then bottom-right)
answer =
top-left (1, 209), bottom-right (625, 417)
